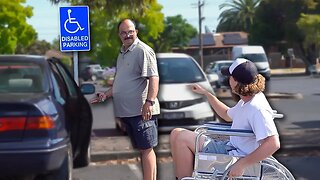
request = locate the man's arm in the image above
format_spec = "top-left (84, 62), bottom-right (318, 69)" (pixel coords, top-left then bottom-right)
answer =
top-left (228, 135), bottom-right (280, 178)
top-left (142, 76), bottom-right (159, 120)
top-left (146, 76), bottom-right (159, 101)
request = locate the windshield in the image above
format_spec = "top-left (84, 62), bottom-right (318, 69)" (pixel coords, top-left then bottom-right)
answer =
top-left (0, 61), bottom-right (45, 93)
top-left (242, 54), bottom-right (268, 63)
top-left (158, 57), bottom-right (205, 84)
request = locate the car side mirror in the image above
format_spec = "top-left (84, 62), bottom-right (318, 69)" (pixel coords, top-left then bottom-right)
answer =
top-left (80, 83), bottom-right (95, 94)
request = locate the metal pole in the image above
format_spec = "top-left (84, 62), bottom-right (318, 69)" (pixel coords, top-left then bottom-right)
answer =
top-left (73, 51), bottom-right (79, 85)
top-left (198, 0), bottom-right (204, 69)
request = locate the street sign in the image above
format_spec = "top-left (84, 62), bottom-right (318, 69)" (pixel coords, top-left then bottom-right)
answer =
top-left (59, 6), bottom-right (90, 52)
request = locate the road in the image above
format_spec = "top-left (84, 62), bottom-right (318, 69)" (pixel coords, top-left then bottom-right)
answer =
top-left (74, 153), bottom-right (320, 180)
top-left (74, 75), bottom-right (320, 179)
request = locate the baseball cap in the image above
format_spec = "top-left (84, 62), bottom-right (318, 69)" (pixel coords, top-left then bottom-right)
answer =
top-left (221, 58), bottom-right (258, 85)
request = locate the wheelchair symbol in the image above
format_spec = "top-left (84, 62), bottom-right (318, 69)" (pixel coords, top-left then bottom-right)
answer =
top-left (64, 9), bottom-right (84, 34)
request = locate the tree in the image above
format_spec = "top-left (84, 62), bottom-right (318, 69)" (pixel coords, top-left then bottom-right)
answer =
top-left (250, 0), bottom-right (320, 72)
top-left (151, 15), bottom-right (197, 52)
top-left (0, 0), bottom-right (36, 54)
top-left (16, 40), bottom-right (52, 55)
top-left (216, 0), bottom-right (261, 32)
top-left (49, 0), bottom-right (163, 67)
top-left (297, 14), bottom-right (320, 64)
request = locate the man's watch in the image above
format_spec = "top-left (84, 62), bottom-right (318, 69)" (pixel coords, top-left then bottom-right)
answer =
top-left (146, 99), bottom-right (155, 106)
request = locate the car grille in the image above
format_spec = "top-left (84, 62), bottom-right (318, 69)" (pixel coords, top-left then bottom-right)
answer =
top-left (159, 97), bottom-right (206, 109)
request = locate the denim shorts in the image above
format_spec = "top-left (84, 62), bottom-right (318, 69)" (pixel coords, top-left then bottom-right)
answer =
top-left (201, 137), bottom-right (236, 154)
top-left (120, 115), bottom-right (158, 150)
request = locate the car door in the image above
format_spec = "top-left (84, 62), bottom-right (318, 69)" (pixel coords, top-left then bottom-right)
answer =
top-left (48, 59), bottom-right (93, 167)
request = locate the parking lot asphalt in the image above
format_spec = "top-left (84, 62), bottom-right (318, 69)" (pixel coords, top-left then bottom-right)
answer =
top-left (89, 68), bottom-right (319, 162)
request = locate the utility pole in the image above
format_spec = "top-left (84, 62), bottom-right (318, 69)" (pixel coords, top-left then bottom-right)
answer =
top-left (198, 0), bottom-right (205, 69)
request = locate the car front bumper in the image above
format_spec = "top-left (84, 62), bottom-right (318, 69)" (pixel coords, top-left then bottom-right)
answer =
top-left (158, 102), bottom-right (215, 132)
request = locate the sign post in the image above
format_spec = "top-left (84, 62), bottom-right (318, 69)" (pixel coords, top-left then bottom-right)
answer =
top-left (59, 6), bottom-right (90, 84)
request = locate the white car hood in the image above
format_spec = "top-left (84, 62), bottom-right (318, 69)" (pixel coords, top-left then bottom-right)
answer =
top-left (158, 81), bottom-right (212, 101)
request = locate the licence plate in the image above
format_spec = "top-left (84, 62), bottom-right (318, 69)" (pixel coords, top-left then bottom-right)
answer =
top-left (162, 112), bottom-right (185, 119)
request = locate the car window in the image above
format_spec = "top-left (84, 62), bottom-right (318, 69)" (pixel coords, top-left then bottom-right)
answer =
top-left (50, 72), bottom-right (66, 105)
top-left (241, 54), bottom-right (268, 62)
top-left (205, 63), bottom-right (214, 73)
top-left (217, 62), bottom-right (232, 70)
top-left (49, 62), bottom-right (68, 102)
top-left (0, 61), bottom-right (46, 93)
top-left (158, 57), bottom-right (205, 83)
top-left (54, 62), bottom-right (78, 97)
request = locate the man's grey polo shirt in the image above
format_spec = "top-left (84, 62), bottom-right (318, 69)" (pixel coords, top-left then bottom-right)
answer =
top-left (112, 38), bottom-right (160, 118)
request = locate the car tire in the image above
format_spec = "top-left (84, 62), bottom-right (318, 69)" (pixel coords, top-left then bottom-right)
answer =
top-left (35, 142), bottom-right (73, 180)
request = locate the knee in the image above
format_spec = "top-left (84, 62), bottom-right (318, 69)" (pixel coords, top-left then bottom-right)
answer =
top-left (140, 147), bottom-right (153, 155)
top-left (170, 128), bottom-right (184, 143)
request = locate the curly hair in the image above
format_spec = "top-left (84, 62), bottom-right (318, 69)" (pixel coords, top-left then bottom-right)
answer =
top-left (233, 74), bottom-right (265, 96)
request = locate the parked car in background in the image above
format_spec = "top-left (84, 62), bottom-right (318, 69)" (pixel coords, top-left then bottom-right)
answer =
top-left (80, 66), bottom-right (93, 81)
top-left (80, 64), bottom-right (104, 81)
top-left (232, 45), bottom-right (271, 80)
top-left (0, 55), bottom-right (95, 179)
top-left (88, 64), bottom-right (104, 80)
top-left (205, 60), bottom-right (233, 89)
top-left (156, 53), bottom-right (215, 131)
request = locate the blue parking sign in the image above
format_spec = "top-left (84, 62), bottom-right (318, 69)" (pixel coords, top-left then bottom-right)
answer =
top-left (59, 6), bottom-right (90, 52)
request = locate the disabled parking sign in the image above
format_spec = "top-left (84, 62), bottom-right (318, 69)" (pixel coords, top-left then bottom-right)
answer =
top-left (59, 6), bottom-right (90, 52)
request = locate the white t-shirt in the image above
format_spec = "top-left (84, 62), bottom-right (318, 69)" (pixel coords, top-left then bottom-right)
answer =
top-left (227, 92), bottom-right (278, 156)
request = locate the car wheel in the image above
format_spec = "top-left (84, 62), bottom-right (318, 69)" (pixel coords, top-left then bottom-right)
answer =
top-left (35, 143), bottom-right (73, 180)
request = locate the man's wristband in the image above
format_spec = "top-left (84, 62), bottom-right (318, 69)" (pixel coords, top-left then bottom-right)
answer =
top-left (146, 99), bottom-right (155, 106)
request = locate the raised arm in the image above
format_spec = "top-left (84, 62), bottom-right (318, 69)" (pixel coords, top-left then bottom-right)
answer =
top-left (190, 83), bottom-right (231, 122)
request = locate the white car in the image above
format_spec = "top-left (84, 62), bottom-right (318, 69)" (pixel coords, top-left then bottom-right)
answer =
top-left (156, 53), bottom-right (216, 132)
top-left (205, 60), bottom-right (233, 89)
top-left (87, 64), bottom-right (104, 80)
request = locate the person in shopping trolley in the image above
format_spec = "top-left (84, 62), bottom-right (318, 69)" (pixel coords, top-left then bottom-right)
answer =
top-left (170, 58), bottom-right (280, 180)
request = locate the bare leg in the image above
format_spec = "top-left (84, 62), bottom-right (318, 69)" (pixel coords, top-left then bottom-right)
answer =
top-left (140, 148), bottom-right (157, 180)
top-left (170, 128), bottom-right (186, 171)
top-left (170, 128), bottom-right (206, 180)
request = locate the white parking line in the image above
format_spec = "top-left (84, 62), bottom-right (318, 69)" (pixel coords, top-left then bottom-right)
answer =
top-left (128, 164), bottom-right (143, 179)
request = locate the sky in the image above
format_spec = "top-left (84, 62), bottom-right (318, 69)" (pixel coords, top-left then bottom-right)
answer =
top-left (25, 0), bottom-right (225, 43)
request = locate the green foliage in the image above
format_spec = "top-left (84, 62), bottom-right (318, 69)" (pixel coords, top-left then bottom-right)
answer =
top-left (16, 40), bottom-right (52, 55)
top-left (297, 14), bottom-right (320, 49)
top-left (0, 0), bottom-right (36, 54)
top-left (249, 0), bottom-right (319, 66)
top-left (217, 0), bottom-right (261, 32)
top-left (61, 56), bottom-right (72, 68)
top-left (150, 15), bottom-right (197, 52)
top-left (250, 0), bottom-right (309, 46)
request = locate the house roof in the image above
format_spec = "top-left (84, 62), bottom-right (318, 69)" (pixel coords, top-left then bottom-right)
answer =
top-left (173, 31), bottom-right (248, 50)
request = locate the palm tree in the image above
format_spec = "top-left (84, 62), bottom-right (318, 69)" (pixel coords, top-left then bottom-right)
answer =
top-left (216, 0), bottom-right (261, 32)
